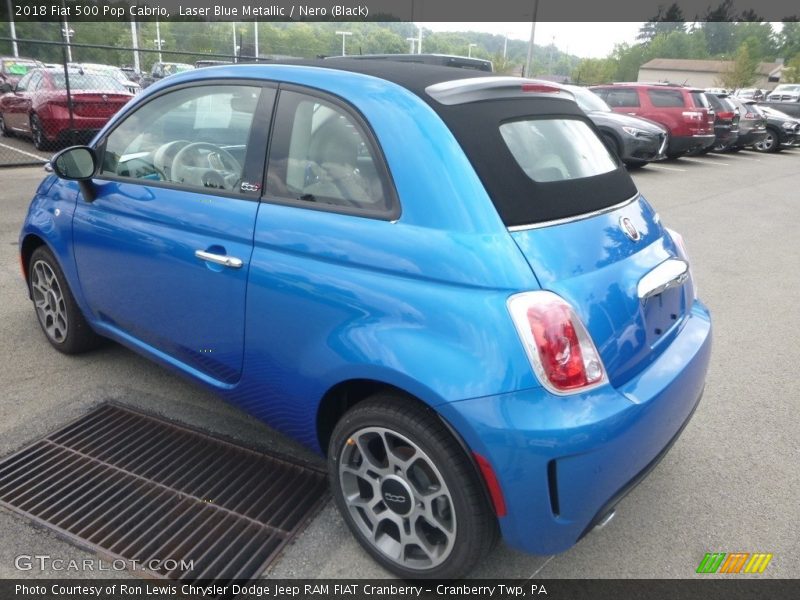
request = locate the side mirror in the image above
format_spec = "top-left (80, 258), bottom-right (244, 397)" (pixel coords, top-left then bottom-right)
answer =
top-left (51, 146), bottom-right (97, 180)
top-left (0, 83), bottom-right (12, 94)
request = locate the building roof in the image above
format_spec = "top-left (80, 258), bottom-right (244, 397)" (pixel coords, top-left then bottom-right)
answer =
top-left (640, 58), bottom-right (780, 77)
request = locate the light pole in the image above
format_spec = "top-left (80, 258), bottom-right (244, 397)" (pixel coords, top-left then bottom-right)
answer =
top-left (335, 31), bottom-right (352, 56)
top-left (62, 22), bottom-right (75, 63)
top-left (154, 18), bottom-right (164, 62)
top-left (468, 43), bottom-right (477, 58)
top-left (503, 34), bottom-right (508, 60)
top-left (406, 37), bottom-right (416, 54)
top-left (254, 21), bottom-right (259, 60)
top-left (416, 24), bottom-right (422, 54)
top-left (525, 0), bottom-right (540, 78)
top-left (6, 0), bottom-right (18, 57)
top-left (130, 18), bottom-right (140, 74)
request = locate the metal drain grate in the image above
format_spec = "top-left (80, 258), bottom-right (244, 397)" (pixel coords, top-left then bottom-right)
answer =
top-left (0, 403), bottom-right (329, 582)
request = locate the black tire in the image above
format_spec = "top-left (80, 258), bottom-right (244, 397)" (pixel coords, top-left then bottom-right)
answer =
top-left (753, 128), bottom-right (781, 153)
top-left (624, 159), bottom-right (648, 169)
top-left (0, 112), bottom-right (13, 137)
top-left (28, 246), bottom-right (103, 354)
top-left (30, 114), bottom-right (50, 150)
top-left (328, 394), bottom-right (499, 579)
top-left (666, 150), bottom-right (684, 160)
top-left (601, 133), bottom-right (622, 160)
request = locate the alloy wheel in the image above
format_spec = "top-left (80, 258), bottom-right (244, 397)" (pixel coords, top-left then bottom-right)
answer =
top-left (338, 426), bottom-right (456, 571)
top-left (30, 259), bottom-right (69, 343)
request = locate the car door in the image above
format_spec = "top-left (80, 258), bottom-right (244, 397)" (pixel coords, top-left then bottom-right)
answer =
top-left (72, 82), bottom-right (274, 384)
top-left (605, 87), bottom-right (641, 117)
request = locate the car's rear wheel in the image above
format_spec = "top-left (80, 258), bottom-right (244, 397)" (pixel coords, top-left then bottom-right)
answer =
top-left (328, 395), bottom-right (498, 578)
top-left (30, 114), bottom-right (49, 150)
top-left (753, 128), bottom-right (780, 153)
top-left (29, 246), bottom-right (103, 354)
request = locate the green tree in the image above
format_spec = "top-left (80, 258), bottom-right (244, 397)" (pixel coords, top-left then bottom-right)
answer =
top-left (701, 1), bottom-right (738, 56)
top-left (572, 58), bottom-right (616, 85)
top-left (637, 3), bottom-right (686, 43)
top-left (717, 42), bottom-right (759, 88)
top-left (782, 55), bottom-right (800, 83)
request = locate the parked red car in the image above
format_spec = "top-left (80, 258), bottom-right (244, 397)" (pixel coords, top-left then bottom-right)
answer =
top-left (590, 83), bottom-right (715, 158)
top-left (0, 68), bottom-right (132, 149)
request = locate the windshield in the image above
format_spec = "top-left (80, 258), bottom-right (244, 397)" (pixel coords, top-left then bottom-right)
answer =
top-left (3, 60), bottom-right (37, 76)
top-left (163, 64), bottom-right (194, 75)
top-left (570, 87), bottom-right (611, 113)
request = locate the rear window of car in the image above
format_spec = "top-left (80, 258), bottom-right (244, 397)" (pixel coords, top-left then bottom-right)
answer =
top-left (648, 89), bottom-right (685, 107)
top-left (500, 118), bottom-right (617, 183)
top-left (691, 91), bottom-right (709, 108)
top-left (50, 72), bottom-right (127, 92)
top-left (429, 95), bottom-right (638, 228)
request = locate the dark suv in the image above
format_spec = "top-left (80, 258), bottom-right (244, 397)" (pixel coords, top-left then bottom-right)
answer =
top-left (703, 93), bottom-right (740, 152)
top-left (590, 83), bottom-right (715, 158)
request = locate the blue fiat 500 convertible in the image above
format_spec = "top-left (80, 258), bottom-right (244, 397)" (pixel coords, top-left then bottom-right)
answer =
top-left (19, 60), bottom-right (712, 578)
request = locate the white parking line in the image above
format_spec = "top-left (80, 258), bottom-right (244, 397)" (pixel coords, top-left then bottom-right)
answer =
top-left (681, 157), bottom-right (731, 166)
top-left (646, 164), bottom-right (687, 172)
top-left (528, 555), bottom-right (555, 579)
top-left (725, 154), bottom-right (761, 161)
top-left (0, 141), bottom-right (48, 162)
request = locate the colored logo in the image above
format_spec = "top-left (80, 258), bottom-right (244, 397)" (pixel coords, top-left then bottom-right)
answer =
top-left (696, 552), bottom-right (773, 574)
top-left (620, 216), bottom-right (641, 242)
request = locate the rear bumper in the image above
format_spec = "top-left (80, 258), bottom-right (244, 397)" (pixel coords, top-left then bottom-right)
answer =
top-left (438, 300), bottom-right (712, 555)
top-left (736, 129), bottom-right (767, 147)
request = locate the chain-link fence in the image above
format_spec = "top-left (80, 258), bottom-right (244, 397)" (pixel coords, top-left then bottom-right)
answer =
top-left (0, 37), bottom-right (248, 167)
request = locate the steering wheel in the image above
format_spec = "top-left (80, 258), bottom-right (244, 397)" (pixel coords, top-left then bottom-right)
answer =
top-left (171, 142), bottom-right (243, 191)
top-left (152, 140), bottom-right (191, 181)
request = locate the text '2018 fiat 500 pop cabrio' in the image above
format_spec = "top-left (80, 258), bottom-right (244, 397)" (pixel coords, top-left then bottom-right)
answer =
top-left (19, 60), bottom-right (712, 578)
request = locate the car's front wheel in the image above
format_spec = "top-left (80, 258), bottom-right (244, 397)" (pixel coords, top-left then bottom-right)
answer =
top-left (328, 395), bottom-right (498, 578)
top-left (28, 246), bottom-right (103, 354)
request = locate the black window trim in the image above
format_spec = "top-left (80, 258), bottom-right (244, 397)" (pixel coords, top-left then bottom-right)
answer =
top-left (92, 78), bottom-right (277, 203)
top-left (260, 82), bottom-right (401, 222)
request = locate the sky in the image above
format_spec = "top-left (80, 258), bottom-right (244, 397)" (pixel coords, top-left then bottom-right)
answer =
top-left (419, 22), bottom-right (646, 59)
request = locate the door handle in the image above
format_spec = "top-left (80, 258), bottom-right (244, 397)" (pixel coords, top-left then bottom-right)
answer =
top-left (194, 250), bottom-right (243, 269)
top-left (637, 258), bottom-right (689, 300)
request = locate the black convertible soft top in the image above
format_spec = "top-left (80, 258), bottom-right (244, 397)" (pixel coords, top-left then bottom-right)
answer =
top-left (288, 59), bottom-right (638, 227)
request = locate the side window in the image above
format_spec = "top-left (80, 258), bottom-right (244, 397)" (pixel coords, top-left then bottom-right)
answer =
top-left (591, 88), bottom-right (609, 101)
top-left (15, 72), bottom-right (32, 92)
top-left (606, 89), bottom-right (640, 108)
top-left (265, 89), bottom-right (393, 215)
top-left (100, 85), bottom-right (261, 193)
top-left (648, 89), bottom-right (685, 107)
top-left (28, 72), bottom-right (43, 91)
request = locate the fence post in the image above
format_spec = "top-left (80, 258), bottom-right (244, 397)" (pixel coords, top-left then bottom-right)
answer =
top-left (59, 18), bottom-right (76, 147)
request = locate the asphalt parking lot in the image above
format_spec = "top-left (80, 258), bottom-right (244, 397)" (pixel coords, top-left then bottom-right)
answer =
top-left (1, 149), bottom-right (798, 580)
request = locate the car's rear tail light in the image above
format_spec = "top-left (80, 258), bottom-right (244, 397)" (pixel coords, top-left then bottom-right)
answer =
top-left (717, 111), bottom-right (735, 120)
top-left (744, 112), bottom-right (758, 119)
top-left (508, 291), bottom-right (607, 394)
top-left (521, 83), bottom-right (560, 94)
